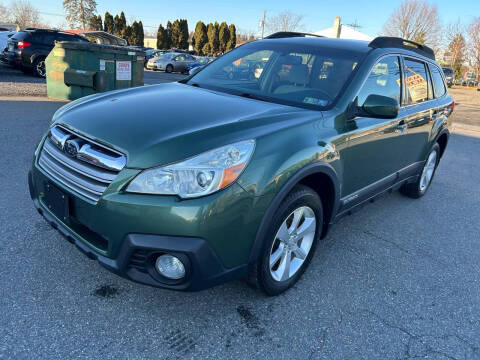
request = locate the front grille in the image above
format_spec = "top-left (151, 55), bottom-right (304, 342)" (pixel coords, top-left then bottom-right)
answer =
top-left (38, 125), bottom-right (126, 203)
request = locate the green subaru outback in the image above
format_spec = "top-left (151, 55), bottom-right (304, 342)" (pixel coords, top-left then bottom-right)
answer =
top-left (29, 33), bottom-right (454, 295)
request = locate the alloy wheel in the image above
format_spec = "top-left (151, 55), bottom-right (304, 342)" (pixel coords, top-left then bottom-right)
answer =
top-left (419, 151), bottom-right (437, 192)
top-left (36, 60), bottom-right (46, 77)
top-left (269, 206), bottom-right (316, 282)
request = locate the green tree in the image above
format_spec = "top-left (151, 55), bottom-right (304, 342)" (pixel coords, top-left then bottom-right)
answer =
top-left (193, 21), bottom-right (208, 55)
top-left (218, 22), bottom-right (229, 53)
top-left (202, 42), bottom-right (212, 56)
top-left (119, 12), bottom-right (127, 38)
top-left (157, 24), bottom-right (168, 49)
top-left (113, 14), bottom-right (121, 37)
top-left (207, 22), bottom-right (219, 55)
top-left (104, 11), bottom-right (114, 33)
top-left (138, 21), bottom-right (144, 46)
top-left (166, 21), bottom-right (173, 49)
top-left (226, 24), bottom-right (236, 51)
top-left (63, 0), bottom-right (97, 30)
top-left (171, 19), bottom-right (182, 48)
top-left (88, 14), bottom-right (102, 30)
top-left (180, 19), bottom-right (189, 49)
top-left (124, 25), bottom-right (133, 45)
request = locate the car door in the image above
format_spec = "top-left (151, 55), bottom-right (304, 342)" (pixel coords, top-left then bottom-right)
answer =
top-left (398, 57), bottom-right (434, 167)
top-left (174, 54), bottom-right (187, 72)
top-left (340, 55), bottom-right (407, 205)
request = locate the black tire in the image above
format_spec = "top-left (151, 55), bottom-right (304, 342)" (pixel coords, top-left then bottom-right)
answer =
top-left (166, 64), bottom-right (173, 73)
top-left (400, 143), bottom-right (440, 199)
top-left (249, 185), bottom-right (323, 296)
top-left (32, 57), bottom-right (46, 78)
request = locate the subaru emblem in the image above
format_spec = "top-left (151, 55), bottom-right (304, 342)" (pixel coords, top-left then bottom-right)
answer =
top-left (64, 139), bottom-right (80, 157)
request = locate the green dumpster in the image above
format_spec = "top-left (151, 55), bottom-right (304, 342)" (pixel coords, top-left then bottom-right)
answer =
top-left (46, 41), bottom-right (145, 101)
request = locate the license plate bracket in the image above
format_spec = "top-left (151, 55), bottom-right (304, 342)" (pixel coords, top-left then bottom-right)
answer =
top-left (43, 182), bottom-right (69, 223)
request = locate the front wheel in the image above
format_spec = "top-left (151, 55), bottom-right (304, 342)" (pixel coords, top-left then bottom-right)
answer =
top-left (249, 185), bottom-right (323, 296)
top-left (165, 64), bottom-right (173, 73)
top-left (400, 143), bottom-right (440, 198)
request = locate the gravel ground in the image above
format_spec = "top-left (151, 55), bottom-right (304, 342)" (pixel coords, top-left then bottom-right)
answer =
top-left (0, 62), bottom-right (47, 97)
top-left (0, 98), bottom-right (479, 359)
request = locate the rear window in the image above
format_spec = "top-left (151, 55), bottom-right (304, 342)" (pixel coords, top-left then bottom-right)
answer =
top-left (404, 58), bottom-right (430, 104)
top-left (11, 31), bottom-right (30, 41)
top-left (430, 65), bottom-right (446, 98)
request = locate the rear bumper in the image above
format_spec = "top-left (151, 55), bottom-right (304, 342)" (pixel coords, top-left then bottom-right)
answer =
top-left (3, 51), bottom-right (22, 66)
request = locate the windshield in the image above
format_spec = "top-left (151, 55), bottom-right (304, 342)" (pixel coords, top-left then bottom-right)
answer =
top-left (160, 53), bottom-right (176, 59)
top-left (188, 40), bottom-right (365, 109)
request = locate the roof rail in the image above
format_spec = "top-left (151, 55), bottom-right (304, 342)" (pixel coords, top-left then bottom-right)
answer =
top-left (265, 32), bottom-right (323, 39)
top-left (369, 36), bottom-right (435, 60)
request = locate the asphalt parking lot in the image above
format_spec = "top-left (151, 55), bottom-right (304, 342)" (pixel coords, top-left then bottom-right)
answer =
top-left (1, 66), bottom-right (480, 359)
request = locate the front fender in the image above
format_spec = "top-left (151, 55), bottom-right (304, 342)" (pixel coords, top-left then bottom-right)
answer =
top-left (247, 161), bottom-right (340, 265)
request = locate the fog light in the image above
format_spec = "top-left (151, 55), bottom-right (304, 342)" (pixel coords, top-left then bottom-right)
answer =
top-left (155, 254), bottom-right (185, 280)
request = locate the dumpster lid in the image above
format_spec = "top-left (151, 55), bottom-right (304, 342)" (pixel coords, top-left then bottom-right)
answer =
top-left (54, 40), bottom-right (145, 56)
top-left (63, 30), bottom-right (127, 46)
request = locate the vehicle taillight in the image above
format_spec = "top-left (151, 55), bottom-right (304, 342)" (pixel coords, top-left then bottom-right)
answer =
top-left (17, 41), bottom-right (31, 49)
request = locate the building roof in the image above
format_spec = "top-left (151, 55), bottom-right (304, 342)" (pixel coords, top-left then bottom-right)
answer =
top-left (314, 24), bottom-right (373, 41)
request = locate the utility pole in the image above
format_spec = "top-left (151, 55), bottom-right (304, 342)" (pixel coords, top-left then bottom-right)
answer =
top-left (260, 10), bottom-right (266, 39)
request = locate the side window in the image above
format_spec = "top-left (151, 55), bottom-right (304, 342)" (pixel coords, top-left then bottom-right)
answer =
top-left (357, 56), bottom-right (401, 106)
top-left (40, 34), bottom-right (56, 45)
top-left (429, 64), bottom-right (446, 98)
top-left (403, 59), bottom-right (430, 104)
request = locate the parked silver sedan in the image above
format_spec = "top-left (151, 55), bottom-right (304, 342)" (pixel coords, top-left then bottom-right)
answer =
top-left (146, 53), bottom-right (196, 73)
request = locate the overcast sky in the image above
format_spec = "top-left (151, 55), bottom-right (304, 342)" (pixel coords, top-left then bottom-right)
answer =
top-left (34, 0), bottom-right (480, 37)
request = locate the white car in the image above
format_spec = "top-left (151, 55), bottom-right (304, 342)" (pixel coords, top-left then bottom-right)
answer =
top-left (0, 31), bottom-right (15, 60)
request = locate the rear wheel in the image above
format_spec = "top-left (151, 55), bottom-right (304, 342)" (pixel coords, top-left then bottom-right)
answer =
top-left (400, 143), bottom-right (440, 198)
top-left (166, 64), bottom-right (173, 73)
top-left (249, 185), bottom-right (323, 296)
top-left (32, 57), bottom-right (46, 78)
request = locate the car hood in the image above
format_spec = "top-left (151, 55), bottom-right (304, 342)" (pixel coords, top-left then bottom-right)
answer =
top-left (54, 82), bottom-right (319, 168)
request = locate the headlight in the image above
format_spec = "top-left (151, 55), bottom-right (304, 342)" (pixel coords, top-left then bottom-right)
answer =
top-left (126, 140), bottom-right (255, 198)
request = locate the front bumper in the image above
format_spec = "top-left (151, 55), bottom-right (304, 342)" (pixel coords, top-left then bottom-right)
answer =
top-left (28, 159), bottom-right (259, 290)
top-left (147, 63), bottom-right (166, 70)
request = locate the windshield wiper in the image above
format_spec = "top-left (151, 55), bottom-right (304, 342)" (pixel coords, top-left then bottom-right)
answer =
top-left (238, 92), bottom-right (273, 103)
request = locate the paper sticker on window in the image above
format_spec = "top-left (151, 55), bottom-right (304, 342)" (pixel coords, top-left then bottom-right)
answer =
top-left (303, 97), bottom-right (328, 106)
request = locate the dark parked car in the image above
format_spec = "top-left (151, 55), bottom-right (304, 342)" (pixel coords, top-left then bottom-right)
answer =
top-left (3, 29), bottom-right (90, 77)
top-left (29, 34), bottom-right (453, 295)
top-left (442, 67), bottom-right (454, 87)
top-left (184, 56), bottom-right (215, 74)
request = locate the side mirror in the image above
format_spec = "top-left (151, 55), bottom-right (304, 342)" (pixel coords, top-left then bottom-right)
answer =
top-left (362, 94), bottom-right (399, 119)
